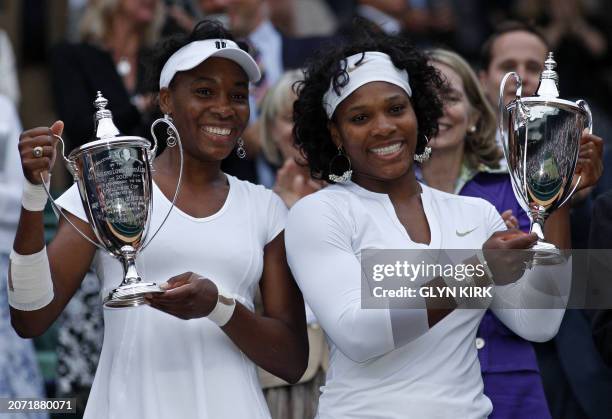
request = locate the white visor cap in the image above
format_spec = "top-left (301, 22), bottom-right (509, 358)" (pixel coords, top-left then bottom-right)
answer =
top-left (159, 39), bottom-right (261, 89)
top-left (322, 51), bottom-right (412, 119)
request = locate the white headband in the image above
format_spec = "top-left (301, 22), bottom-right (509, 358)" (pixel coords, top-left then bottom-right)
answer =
top-left (322, 51), bottom-right (412, 118)
top-left (159, 39), bottom-right (261, 89)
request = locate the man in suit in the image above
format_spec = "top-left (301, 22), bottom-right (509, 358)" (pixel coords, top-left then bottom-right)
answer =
top-left (589, 191), bottom-right (612, 368)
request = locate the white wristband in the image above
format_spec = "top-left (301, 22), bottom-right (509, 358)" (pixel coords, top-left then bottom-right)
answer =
top-left (207, 285), bottom-right (236, 327)
top-left (476, 250), bottom-right (494, 282)
top-left (22, 176), bottom-right (50, 212)
top-left (8, 247), bottom-right (54, 311)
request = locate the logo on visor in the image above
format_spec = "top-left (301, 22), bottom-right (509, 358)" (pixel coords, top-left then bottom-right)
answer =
top-left (347, 59), bottom-right (369, 73)
top-left (215, 40), bottom-right (227, 49)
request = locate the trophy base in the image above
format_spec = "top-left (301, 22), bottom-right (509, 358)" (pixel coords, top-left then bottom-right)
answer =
top-left (529, 241), bottom-right (566, 266)
top-left (103, 282), bottom-right (164, 308)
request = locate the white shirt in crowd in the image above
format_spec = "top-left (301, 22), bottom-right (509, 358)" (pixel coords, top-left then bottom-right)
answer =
top-left (285, 181), bottom-right (565, 419)
top-left (0, 31), bottom-right (20, 106)
top-left (56, 174), bottom-right (286, 419)
top-left (0, 95), bottom-right (23, 254)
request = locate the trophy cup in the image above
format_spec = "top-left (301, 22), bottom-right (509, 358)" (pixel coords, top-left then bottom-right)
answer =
top-left (499, 52), bottom-right (592, 262)
top-left (43, 92), bottom-right (183, 307)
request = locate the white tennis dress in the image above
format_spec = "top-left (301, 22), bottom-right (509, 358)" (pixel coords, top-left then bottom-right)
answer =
top-left (56, 174), bottom-right (285, 419)
top-left (285, 181), bottom-right (566, 419)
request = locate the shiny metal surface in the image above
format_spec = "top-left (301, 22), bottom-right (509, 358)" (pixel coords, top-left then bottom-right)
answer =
top-left (44, 92), bottom-right (166, 307)
top-left (499, 52), bottom-right (592, 261)
top-left (72, 144), bottom-right (152, 255)
top-left (504, 102), bottom-right (587, 216)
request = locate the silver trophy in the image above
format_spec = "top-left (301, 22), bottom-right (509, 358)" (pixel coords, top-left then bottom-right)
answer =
top-left (499, 52), bottom-right (592, 262)
top-left (43, 92), bottom-right (183, 307)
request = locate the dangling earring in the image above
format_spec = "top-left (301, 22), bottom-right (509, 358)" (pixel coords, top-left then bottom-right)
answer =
top-left (413, 135), bottom-right (432, 163)
top-left (468, 125), bottom-right (477, 134)
top-left (328, 146), bottom-right (352, 183)
top-left (165, 114), bottom-right (177, 147)
top-left (236, 138), bottom-right (246, 159)
top-left (150, 112), bottom-right (181, 158)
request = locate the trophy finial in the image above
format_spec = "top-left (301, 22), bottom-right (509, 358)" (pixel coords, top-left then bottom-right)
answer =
top-left (544, 52), bottom-right (556, 69)
top-left (536, 51), bottom-right (559, 98)
top-left (94, 91), bottom-right (108, 111)
top-left (93, 91), bottom-right (120, 139)
top-left (542, 52), bottom-right (558, 82)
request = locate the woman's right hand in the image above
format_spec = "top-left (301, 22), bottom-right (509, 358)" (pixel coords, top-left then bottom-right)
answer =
top-left (18, 120), bottom-right (63, 184)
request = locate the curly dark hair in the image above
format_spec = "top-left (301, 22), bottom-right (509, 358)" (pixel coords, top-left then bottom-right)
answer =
top-left (145, 19), bottom-right (250, 92)
top-left (293, 28), bottom-right (446, 183)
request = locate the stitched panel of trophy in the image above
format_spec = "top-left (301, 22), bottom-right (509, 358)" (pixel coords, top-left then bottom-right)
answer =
top-left (82, 146), bottom-right (149, 252)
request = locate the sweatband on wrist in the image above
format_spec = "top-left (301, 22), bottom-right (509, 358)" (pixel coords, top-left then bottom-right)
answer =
top-left (8, 247), bottom-right (54, 311)
top-left (207, 285), bottom-right (236, 326)
top-left (476, 251), bottom-right (494, 282)
top-left (22, 176), bottom-right (50, 212)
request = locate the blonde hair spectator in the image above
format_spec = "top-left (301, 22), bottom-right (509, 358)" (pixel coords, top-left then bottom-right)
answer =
top-left (428, 48), bottom-right (502, 169)
top-left (259, 69), bottom-right (303, 167)
top-left (79, 0), bottom-right (165, 47)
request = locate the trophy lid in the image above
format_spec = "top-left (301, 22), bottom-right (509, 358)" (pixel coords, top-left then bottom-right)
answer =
top-left (535, 52), bottom-right (559, 99)
top-left (68, 91), bottom-right (150, 159)
top-left (93, 91), bottom-right (121, 139)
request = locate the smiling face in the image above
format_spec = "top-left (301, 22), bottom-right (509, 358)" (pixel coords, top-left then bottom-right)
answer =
top-left (160, 57), bottom-right (250, 162)
top-left (430, 62), bottom-right (477, 152)
top-left (329, 81), bottom-right (418, 185)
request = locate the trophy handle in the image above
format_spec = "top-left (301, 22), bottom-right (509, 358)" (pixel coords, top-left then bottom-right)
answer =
top-left (576, 99), bottom-right (593, 134)
top-left (39, 134), bottom-right (106, 250)
top-left (498, 72), bottom-right (524, 164)
top-left (148, 117), bottom-right (162, 161)
top-left (52, 134), bottom-right (78, 177)
top-left (141, 117), bottom-right (184, 251)
top-left (557, 99), bottom-right (592, 208)
top-left (39, 175), bottom-right (107, 252)
top-left (499, 72), bottom-right (531, 212)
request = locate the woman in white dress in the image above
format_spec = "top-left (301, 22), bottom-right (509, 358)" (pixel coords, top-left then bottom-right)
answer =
top-left (9, 20), bottom-right (308, 419)
top-left (285, 28), bottom-right (603, 418)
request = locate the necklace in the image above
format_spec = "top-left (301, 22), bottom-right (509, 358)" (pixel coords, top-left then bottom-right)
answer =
top-left (116, 56), bottom-right (131, 77)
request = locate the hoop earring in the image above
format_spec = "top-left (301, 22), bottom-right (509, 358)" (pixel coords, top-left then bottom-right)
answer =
top-left (413, 135), bottom-right (431, 163)
top-left (236, 138), bottom-right (246, 159)
top-left (164, 114), bottom-right (177, 148)
top-left (328, 146), bottom-right (352, 183)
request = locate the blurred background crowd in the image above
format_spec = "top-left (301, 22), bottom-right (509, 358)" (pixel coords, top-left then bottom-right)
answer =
top-left (1, 0), bottom-right (612, 418)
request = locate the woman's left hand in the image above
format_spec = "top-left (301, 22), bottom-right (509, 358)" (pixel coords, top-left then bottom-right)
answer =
top-left (273, 158), bottom-right (324, 208)
top-left (145, 272), bottom-right (218, 320)
top-left (482, 230), bottom-right (538, 285)
top-left (575, 132), bottom-right (604, 191)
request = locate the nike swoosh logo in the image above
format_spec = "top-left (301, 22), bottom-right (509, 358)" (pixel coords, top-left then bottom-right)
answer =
top-left (347, 59), bottom-right (369, 72)
top-left (456, 227), bottom-right (478, 237)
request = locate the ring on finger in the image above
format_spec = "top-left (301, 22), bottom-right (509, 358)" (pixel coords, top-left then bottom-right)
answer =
top-left (32, 146), bottom-right (44, 158)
